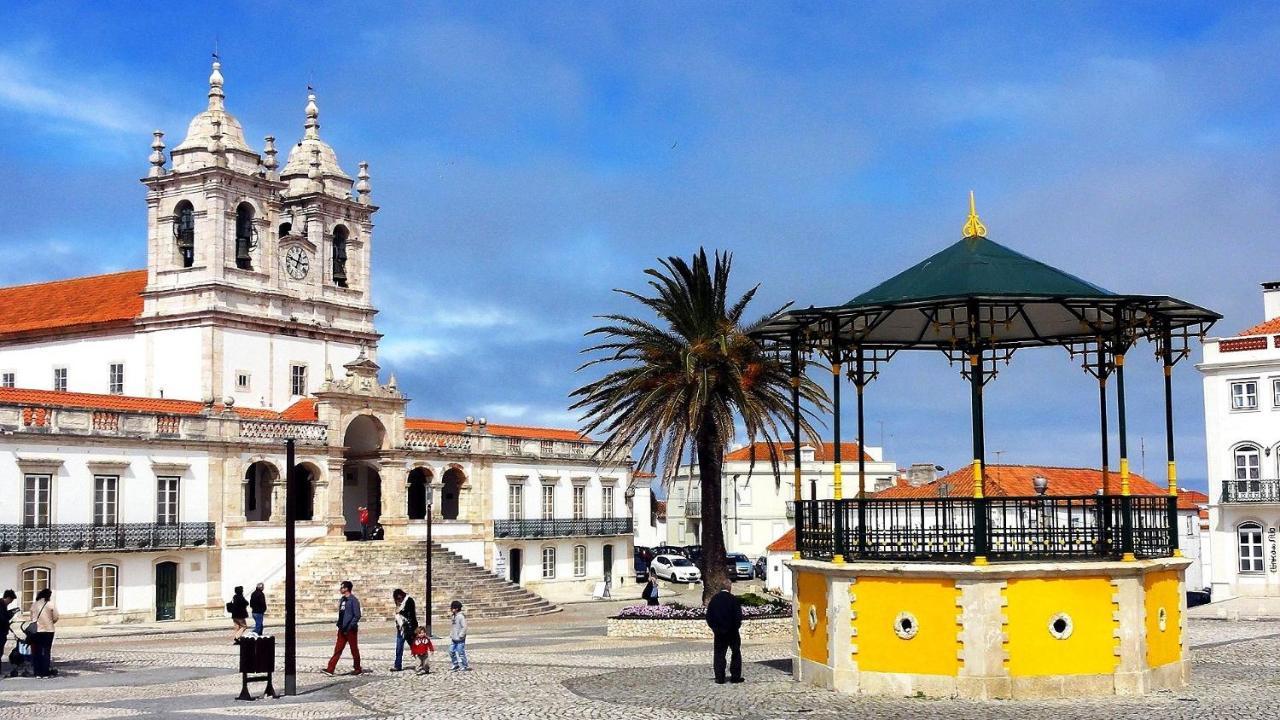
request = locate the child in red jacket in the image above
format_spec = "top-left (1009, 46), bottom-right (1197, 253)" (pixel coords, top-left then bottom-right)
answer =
top-left (411, 626), bottom-right (434, 675)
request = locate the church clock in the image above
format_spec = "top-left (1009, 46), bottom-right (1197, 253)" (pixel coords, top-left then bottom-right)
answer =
top-left (284, 246), bottom-right (310, 280)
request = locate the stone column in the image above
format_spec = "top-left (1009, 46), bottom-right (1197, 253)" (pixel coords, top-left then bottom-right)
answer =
top-left (325, 457), bottom-right (346, 537)
top-left (956, 577), bottom-right (1011, 699)
top-left (1112, 574), bottom-right (1147, 695)
top-left (381, 461), bottom-right (408, 539)
top-left (829, 574), bottom-right (857, 693)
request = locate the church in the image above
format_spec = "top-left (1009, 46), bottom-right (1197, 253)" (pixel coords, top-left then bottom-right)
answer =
top-left (0, 59), bottom-right (637, 625)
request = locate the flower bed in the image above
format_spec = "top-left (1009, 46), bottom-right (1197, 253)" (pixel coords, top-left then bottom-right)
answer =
top-left (606, 594), bottom-right (794, 639)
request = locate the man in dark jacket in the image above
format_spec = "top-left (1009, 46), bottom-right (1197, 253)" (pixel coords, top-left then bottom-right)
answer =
top-left (0, 589), bottom-right (16, 677)
top-left (705, 588), bottom-right (743, 684)
top-left (322, 581), bottom-right (363, 675)
top-left (229, 586), bottom-right (250, 642)
top-left (250, 584), bottom-right (267, 636)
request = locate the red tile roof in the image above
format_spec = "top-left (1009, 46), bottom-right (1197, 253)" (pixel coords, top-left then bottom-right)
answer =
top-left (1239, 317), bottom-right (1280, 337)
top-left (0, 270), bottom-right (146, 340)
top-left (875, 464), bottom-right (1168, 499)
top-left (725, 441), bottom-right (872, 463)
top-left (1177, 489), bottom-right (1209, 511)
top-left (767, 527), bottom-right (796, 552)
top-left (280, 398), bottom-right (319, 421)
top-left (405, 418), bottom-right (588, 442)
top-left (0, 387), bottom-right (279, 419)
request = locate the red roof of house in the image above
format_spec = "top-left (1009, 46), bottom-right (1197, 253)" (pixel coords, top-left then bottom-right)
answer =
top-left (1177, 489), bottom-right (1209, 511)
top-left (1239, 317), bottom-right (1280, 337)
top-left (404, 417), bottom-right (587, 442)
top-left (875, 464), bottom-right (1168, 499)
top-left (725, 441), bottom-right (872, 463)
top-left (0, 387), bottom-right (279, 419)
top-left (0, 270), bottom-right (146, 340)
top-left (767, 527), bottom-right (796, 552)
top-left (280, 398), bottom-right (319, 421)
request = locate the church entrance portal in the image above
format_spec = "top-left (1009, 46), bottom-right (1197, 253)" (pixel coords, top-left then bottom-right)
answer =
top-left (342, 414), bottom-right (387, 540)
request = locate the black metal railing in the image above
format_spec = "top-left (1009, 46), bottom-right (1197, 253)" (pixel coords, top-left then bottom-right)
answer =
top-left (1221, 479), bottom-right (1280, 503)
top-left (794, 495), bottom-right (1176, 563)
top-left (0, 522), bottom-right (216, 553)
top-left (493, 517), bottom-right (633, 539)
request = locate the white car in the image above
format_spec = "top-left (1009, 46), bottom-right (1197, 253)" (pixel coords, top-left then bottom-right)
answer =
top-left (650, 554), bottom-right (701, 583)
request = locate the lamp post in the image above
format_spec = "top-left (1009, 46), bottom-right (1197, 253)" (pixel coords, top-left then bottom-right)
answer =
top-left (284, 438), bottom-right (297, 696)
top-left (425, 482), bottom-right (434, 637)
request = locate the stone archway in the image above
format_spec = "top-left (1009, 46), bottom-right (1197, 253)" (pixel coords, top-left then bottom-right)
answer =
top-left (441, 466), bottom-right (466, 521)
top-left (407, 467), bottom-right (432, 520)
top-left (244, 461), bottom-right (279, 522)
top-left (291, 463), bottom-right (320, 522)
top-left (343, 415), bottom-right (387, 539)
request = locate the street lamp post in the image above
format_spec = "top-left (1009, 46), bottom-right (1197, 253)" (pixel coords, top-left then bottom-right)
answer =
top-left (425, 482), bottom-right (434, 637)
top-left (284, 438), bottom-right (297, 696)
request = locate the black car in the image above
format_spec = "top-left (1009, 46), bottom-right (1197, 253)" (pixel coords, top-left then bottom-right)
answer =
top-left (1186, 588), bottom-right (1212, 608)
top-left (683, 545), bottom-right (704, 564)
top-left (651, 545), bottom-right (686, 558)
top-left (634, 546), bottom-right (656, 581)
top-left (754, 556), bottom-right (767, 579)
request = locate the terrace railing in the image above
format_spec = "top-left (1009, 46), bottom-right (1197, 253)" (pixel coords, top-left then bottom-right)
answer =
top-left (493, 518), bottom-right (633, 539)
top-left (794, 495), bottom-right (1175, 563)
top-left (1221, 479), bottom-right (1280, 503)
top-left (0, 522), bottom-right (216, 553)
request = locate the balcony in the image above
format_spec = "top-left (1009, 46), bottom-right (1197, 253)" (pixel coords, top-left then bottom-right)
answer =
top-left (685, 501), bottom-right (701, 518)
top-left (1221, 479), bottom-right (1280, 503)
top-left (493, 518), bottom-right (633, 539)
top-left (0, 523), bottom-right (216, 554)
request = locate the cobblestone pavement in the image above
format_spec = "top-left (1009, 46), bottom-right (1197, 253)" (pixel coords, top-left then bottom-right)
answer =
top-left (1, 604), bottom-right (1278, 719)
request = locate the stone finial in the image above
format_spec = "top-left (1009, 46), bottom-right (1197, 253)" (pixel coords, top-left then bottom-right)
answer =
top-left (356, 161), bottom-right (371, 204)
top-left (224, 396), bottom-right (236, 408)
top-left (388, 373), bottom-right (398, 389)
top-left (263, 135), bottom-right (278, 174)
top-left (324, 364), bottom-right (334, 382)
top-left (149, 130), bottom-right (167, 177)
top-left (309, 147), bottom-right (323, 191)
top-left (210, 117), bottom-right (225, 155)
top-left (304, 86), bottom-right (320, 140)
top-left (208, 56), bottom-right (226, 112)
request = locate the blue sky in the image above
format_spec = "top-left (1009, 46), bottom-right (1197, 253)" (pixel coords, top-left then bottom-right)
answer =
top-left (3, 2), bottom-right (1280, 493)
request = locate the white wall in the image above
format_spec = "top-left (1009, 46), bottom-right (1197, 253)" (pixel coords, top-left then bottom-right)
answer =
top-left (0, 332), bottom-right (145, 396)
top-left (0, 551), bottom-right (208, 622)
top-left (499, 536), bottom-right (633, 602)
top-left (222, 327), bottom-right (362, 410)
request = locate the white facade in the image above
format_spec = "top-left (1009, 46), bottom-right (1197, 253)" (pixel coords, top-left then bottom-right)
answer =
top-left (1200, 282), bottom-right (1280, 599)
top-left (0, 60), bottom-right (633, 624)
top-left (665, 442), bottom-right (897, 558)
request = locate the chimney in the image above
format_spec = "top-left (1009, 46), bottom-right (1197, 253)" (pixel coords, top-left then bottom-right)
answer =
top-left (906, 462), bottom-right (938, 487)
top-left (1264, 281), bottom-right (1280, 322)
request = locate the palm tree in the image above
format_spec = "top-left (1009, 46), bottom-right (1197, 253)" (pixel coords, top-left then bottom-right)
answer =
top-left (572, 249), bottom-right (827, 602)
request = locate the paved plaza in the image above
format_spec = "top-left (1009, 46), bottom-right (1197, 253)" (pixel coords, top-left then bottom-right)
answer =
top-left (1, 597), bottom-right (1279, 720)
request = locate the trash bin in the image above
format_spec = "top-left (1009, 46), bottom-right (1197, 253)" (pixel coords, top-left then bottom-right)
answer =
top-left (236, 636), bottom-right (278, 700)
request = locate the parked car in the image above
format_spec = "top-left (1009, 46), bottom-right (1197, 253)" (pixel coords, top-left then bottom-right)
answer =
top-left (754, 556), bottom-right (767, 579)
top-left (1186, 588), bottom-right (1212, 608)
top-left (727, 553), bottom-right (754, 580)
top-left (650, 554), bottom-right (702, 583)
top-left (651, 545), bottom-right (686, 558)
top-left (634, 546), bottom-right (655, 581)
top-left (683, 545), bottom-right (704, 565)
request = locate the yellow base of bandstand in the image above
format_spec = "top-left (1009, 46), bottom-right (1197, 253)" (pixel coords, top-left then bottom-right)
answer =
top-left (788, 556), bottom-right (1190, 700)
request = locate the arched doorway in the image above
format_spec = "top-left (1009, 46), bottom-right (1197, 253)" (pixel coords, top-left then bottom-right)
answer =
top-left (509, 548), bottom-right (522, 583)
top-left (291, 464), bottom-right (318, 521)
top-left (441, 466), bottom-right (466, 521)
top-left (244, 461), bottom-right (278, 522)
top-left (343, 415), bottom-right (386, 539)
top-left (407, 467), bottom-right (432, 520)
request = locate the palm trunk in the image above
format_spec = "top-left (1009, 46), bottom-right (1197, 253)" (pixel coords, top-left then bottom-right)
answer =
top-left (697, 418), bottom-right (731, 603)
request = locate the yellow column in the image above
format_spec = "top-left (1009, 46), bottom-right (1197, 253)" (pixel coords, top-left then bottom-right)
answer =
top-left (832, 362), bottom-right (844, 564)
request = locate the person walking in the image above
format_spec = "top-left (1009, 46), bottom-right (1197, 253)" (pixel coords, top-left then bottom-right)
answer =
top-left (322, 581), bottom-right (363, 675)
top-left (0, 589), bottom-right (16, 678)
top-left (27, 588), bottom-right (59, 678)
top-left (391, 588), bottom-right (417, 672)
top-left (250, 583), bottom-right (267, 636)
top-left (448, 600), bottom-right (470, 671)
top-left (641, 572), bottom-right (660, 606)
top-left (705, 588), bottom-right (743, 684)
top-left (410, 626), bottom-right (433, 675)
top-left (358, 506), bottom-right (370, 540)
top-left (228, 586), bottom-right (250, 642)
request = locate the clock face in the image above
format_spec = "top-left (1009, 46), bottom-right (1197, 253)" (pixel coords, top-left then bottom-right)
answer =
top-left (284, 246), bottom-right (310, 280)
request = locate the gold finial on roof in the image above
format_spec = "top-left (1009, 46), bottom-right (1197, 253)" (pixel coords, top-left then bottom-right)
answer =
top-left (962, 190), bottom-right (987, 238)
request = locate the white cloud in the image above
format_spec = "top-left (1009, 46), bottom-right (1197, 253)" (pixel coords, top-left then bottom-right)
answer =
top-left (378, 337), bottom-right (451, 364)
top-left (0, 50), bottom-right (150, 134)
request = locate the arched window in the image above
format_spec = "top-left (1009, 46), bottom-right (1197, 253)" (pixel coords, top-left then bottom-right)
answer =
top-left (573, 544), bottom-right (587, 577)
top-left (441, 467), bottom-right (465, 521)
top-left (1238, 522), bottom-right (1265, 574)
top-left (407, 468), bottom-right (431, 520)
top-left (91, 563), bottom-right (118, 609)
top-left (278, 221), bottom-right (293, 238)
top-left (332, 225), bottom-right (349, 287)
top-left (21, 566), bottom-right (50, 607)
top-left (542, 546), bottom-right (556, 579)
top-left (244, 461), bottom-right (277, 522)
top-left (234, 202), bottom-right (256, 270)
top-left (173, 201), bottom-right (195, 268)
top-left (290, 465), bottom-right (316, 522)
top-left (1235, 445), bottom-right (1262, 495)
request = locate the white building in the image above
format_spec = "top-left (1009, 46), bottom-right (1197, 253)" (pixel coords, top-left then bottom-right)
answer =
top-left (665, 441), bottom-right (897, 558)
top-left (629, 473), bottom-right (668, 548)
top-left (1200, 282), bottom-right (1280, 600)
top-left (0, 60), bottom-right (632, 625)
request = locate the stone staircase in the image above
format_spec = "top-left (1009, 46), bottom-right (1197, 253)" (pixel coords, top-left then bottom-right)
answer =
top-left (272, 541), bottom-right (559, 623)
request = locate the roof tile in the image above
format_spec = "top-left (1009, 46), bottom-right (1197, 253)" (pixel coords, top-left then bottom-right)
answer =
top-left (0, 270), bottom-right (146, 339)
top-left (875, 464), bottom-right (1169, 498)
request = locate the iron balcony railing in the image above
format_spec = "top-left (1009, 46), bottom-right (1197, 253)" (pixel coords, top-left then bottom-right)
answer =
top-left (0, 522), bottom-right (216, 554)
top-left (493, 518), bottom-right (633, 539)
top-left (1221, 479), bottom-right (1280, 503)
top-left (794, 495), bottom-right (1176, 563)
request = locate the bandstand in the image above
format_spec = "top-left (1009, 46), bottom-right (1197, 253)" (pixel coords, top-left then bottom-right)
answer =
top-left (754, 195), bottom-right (1220, 699)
